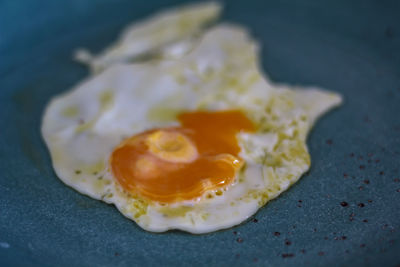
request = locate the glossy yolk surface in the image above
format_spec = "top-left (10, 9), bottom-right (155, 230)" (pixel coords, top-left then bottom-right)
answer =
top-left (110, 110), bottom-right (255, 203)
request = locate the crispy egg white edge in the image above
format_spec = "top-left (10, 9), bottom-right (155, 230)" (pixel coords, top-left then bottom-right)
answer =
top-left (74, 1), bottom-right (222, 73)
top-left (42, 24), bottom-right (342, 234)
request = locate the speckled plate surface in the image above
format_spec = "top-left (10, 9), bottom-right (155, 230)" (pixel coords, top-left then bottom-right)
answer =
top-left (1, 0), bottom-right (399, 266)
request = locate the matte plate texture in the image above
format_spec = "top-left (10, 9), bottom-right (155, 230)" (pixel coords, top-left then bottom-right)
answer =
top-left (1, 0), bottom-right (399, 266)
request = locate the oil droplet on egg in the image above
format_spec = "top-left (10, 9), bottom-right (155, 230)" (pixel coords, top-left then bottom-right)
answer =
top-left (110, 110), bottom-right (255, 203)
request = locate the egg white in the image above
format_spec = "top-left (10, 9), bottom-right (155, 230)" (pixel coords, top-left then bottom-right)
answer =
top-left (74, 2), bottom-right (221, 73)
top-left (42, 20), bottom-right (342, 233)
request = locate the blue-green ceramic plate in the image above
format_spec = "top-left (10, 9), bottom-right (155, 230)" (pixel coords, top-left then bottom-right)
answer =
top-left (1, 0), bottom-right (399, 266)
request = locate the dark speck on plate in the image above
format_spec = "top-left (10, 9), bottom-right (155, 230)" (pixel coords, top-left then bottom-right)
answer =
top-left (326, 139), bottom-right (333, 145)
top-left (341, 201), bottom-right (349, 207)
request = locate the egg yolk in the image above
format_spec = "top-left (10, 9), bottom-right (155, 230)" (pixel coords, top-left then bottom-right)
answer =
top-left (110, 110), bottom-right (255, 203)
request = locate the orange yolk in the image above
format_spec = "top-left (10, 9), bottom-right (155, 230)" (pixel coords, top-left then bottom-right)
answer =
top-left (110, 110), bottom-right (255, 203)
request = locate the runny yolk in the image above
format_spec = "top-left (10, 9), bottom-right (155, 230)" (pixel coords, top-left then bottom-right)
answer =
top-left (110, 110), bottom-right (255, 203)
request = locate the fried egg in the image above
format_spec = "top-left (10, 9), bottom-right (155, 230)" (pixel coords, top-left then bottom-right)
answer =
top-left (42, 4), bottom-right (342, 233)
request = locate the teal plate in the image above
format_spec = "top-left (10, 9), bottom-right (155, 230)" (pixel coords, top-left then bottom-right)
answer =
top-left (1, 0), bottom-right (399, 266)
